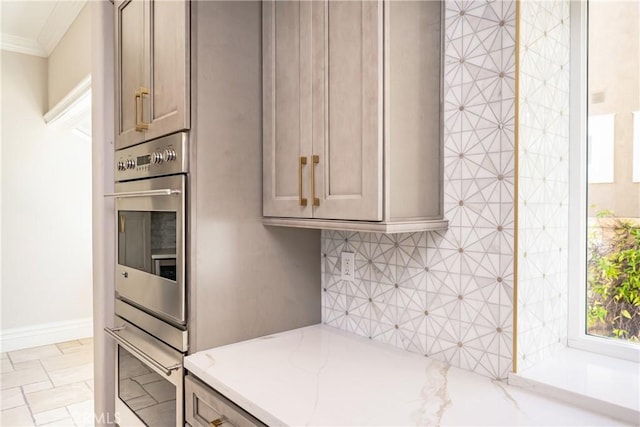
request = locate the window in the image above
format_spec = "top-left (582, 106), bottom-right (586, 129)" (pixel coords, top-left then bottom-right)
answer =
top-left (587, 114), bottom-right (614, 184)
top-left (569, 0), bottom-right (640, 361)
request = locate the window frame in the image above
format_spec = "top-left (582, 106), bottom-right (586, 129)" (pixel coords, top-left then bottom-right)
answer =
top-left (567, 0), bottom-right (640, 362)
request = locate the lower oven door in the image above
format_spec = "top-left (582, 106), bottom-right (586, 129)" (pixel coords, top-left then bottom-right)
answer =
top-left (105, 318), bottom-right (184, 427)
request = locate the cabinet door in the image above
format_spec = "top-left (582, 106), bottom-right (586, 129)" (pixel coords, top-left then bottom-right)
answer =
top-left (263, 1), bottom-right (313, 218)
top-left (115, 0), bottom-right (146, 150)
top-left (312, 0), bottom-right (383, 221)
top-left (144, 0), bottom-right (190, 141)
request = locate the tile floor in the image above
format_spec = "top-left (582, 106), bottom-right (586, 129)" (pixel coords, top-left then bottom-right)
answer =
top-left (1, 338), bottom-right (94, 426)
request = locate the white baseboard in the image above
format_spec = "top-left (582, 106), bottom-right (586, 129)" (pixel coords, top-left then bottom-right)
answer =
top-left (0, 317), bottom-right (93, 352)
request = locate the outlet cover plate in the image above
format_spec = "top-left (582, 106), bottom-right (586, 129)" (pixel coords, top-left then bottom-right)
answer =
top-left (341, 251), bottom-right (355, 282)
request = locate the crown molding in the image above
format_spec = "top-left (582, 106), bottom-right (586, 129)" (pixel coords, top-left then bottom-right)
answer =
top-left (44, 75), bottom-right (91, 125)
top-left (1, 33), bottom-right (47, 57)
top-left (38, 1), bottom-right (86, 57)
top-left (1, 0), bottom-right (86, 58)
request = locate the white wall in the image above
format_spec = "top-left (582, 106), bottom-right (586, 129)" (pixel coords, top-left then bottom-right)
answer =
top-left (48, 3), bottom-right (91, 110)
top-left (1, 51), bottom-right (93, 349)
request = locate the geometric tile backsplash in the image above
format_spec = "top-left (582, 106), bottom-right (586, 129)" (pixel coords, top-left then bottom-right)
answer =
top-left (517, 0), bottom-right (571, 371)
top-left (322, 0), bottom-right (517, 380)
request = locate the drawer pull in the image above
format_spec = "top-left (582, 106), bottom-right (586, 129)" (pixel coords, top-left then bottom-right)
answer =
top-left (210, 417), bottom-right (227, 427)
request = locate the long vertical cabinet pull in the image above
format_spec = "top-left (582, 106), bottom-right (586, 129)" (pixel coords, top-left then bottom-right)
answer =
top-left (299, 156), bottom-right (308, 206)
top-left (138, 87), bottom-right (150, 130)
top-left (134, 89), bottom-right (142, 131)
top-left (311, 155), bottom-right (320, 206)
top-left (134, 87), bottom-right (150, 132)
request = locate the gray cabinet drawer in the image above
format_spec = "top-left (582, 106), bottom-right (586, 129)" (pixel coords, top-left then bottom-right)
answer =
top-left (185, 375), bottom-right (265, 427)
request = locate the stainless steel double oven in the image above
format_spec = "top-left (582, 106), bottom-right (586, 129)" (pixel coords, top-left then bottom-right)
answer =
top-left (105, 132), bottom-right (188, 427)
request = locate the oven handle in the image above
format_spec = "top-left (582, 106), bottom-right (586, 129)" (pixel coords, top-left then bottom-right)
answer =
top-left (104, 189), bottom-right (181, 198)
top-left (104, 326), bottom-right (181, 376)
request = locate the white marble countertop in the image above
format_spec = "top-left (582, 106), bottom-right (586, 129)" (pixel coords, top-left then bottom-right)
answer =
top-left (184, 325), bottom-right (628, 426)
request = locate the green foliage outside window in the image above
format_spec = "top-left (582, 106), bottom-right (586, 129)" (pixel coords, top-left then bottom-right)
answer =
top-left (587, 212), bottom-right (640, 342)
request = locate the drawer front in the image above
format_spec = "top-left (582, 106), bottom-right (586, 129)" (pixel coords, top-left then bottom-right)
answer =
top-left (185, 375), bottom-right (265, 427)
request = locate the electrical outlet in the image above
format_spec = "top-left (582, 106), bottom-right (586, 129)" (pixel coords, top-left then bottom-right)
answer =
top-left (341, 251), bottom-right (355, 282)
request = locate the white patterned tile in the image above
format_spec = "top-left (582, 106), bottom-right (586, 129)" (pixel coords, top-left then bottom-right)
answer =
top-left (320, 0), bottom-right (516, 379)
top-left (517, 0), bottom-right (570, 369)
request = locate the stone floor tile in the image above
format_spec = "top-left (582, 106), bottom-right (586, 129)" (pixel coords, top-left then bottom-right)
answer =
top-left (41, 418), bottom-right (76, 426)
top-left (1, 352), bottom-right (8, 360)
top-left (33, 407), bottom-right (69, 425)
top-left (13, 359), bottom-right (43, 371)
top-left (1, 387), bottom-right (26, 411)
top-left (1, 365), bottom-right (49, 390)
top-left (57, 340), bottom-right (93, 355)
top-left (55, 341), bottom-right (82, 353)
top-left (1, 358), bottom-right (14, 373)
top-left (23, 380), bottom-right (54, 394)
top-left (25, 383), bottom-right (92, 414)
top-left (9, 345), bottom-right (62, 364)
top-left (1, 405), bottom-right (35, 426)
top-left (1, 339), bottom-right (95, 426)
top-left (40, 350), bottom-right (93, 373)
top-left (48, 364), bottom-right (93, 388)
top-left (67, 400), bottom-right (94, 427)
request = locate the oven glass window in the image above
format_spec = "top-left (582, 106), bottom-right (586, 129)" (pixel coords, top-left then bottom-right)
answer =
top-left (118, 211), bottom-right (176, 280)
top-left (118, 346), bottom-right (176, 427)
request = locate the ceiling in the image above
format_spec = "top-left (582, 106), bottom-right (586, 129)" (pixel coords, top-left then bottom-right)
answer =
top-left (1, 0), bottom-right (87, 57)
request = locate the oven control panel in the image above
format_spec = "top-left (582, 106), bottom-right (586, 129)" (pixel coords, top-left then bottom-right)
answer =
top-left (115, 132), bottom-right (188, 181)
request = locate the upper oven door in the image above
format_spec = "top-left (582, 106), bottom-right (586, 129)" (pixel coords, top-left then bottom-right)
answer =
top-left (114, 174), bottom-right (186, 326)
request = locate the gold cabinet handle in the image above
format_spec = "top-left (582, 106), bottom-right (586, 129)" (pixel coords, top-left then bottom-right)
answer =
top-left (210, 417), bottom-right (227, 427)
top-left (299, 156), bottom-right (308, 206)
top-left (137, 86), bottom-right (150, 131)
top-left (311, 155), bottom-right (319, 206)
top-left (134, 89), bottom-right (142, 132)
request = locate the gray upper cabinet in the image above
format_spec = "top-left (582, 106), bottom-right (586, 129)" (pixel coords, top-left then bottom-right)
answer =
top-left (262, 1), bottom-right (313, 218)
top-left (263, 1), bottom-right (382, 222)
top-left (115, 0), bottom-right (190, 150)
top-left (263, 0), bottom-right (447, 233)
top-left (312, 1), bottom-right (383, 222)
